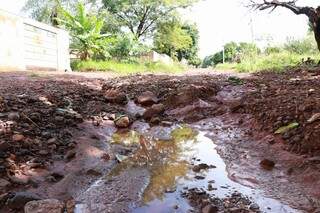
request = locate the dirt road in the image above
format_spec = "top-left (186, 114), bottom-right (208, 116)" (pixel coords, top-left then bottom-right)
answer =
top-left (0, 68), bottom-right (319, 212)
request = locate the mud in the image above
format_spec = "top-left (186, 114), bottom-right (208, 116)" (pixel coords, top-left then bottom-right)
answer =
top-left (0, 70), bottom-right (319, 212)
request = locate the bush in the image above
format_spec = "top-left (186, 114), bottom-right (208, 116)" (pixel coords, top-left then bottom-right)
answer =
top-left (216, 52), bottom-right (320, 73)
top-left (265, 46), bottom-right (281, 55)
top-left (284, 36), bottom-right (318, 54)
top-left (71, 60), bottom-right (185, 74)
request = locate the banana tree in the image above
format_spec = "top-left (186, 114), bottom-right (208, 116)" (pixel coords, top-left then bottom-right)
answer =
top-left (58, 3), bottom-right (110, 60)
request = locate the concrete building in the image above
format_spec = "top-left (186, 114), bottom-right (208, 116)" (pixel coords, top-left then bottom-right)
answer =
top-left (0, 9), bottom-right (71, 71)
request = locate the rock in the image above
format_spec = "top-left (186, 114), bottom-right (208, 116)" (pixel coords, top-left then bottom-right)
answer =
top-left (137, 91), bottom-right (158, 106)
top-left (29, 112), bottom-right (41, 121)
top-left (143, 104), bottom-right (165, 120)
top-left (115, 154), bottom-right (128, 163)
top-left (24, 199), bottom-right (64, 213)
top-left (105, 89), bottom-right (127, 104)
top-left (8, 112), bottom-right (20, 121)
top-left (150, 117), bottom-right (161, 125)
top-left (54, 116), bottom-right (64, 122)
top-left (6, 192), bottom-right (41, 209)
top-left (114, 116), bottom-right (130, 128)
top-left (0, 141), bottom-right (9, 151)
top-left (165, 186), bottom-right (177, 193)
top-left (161, 121), bottom-right (173, 127)
top-left (194, 175), bottom-right (205, 180)
top-left (66, 199), bottom-right (76, 213)
top-left (12, 134), bottom-right (25, 142)
top-left (202, 204), bottom-right (218, 213)
top-left (192, 163), bottom-right (210, 173)
top-left (39, 150), bottom-right (49, 156)
top-left (0, 193), bottom-right (11, 207)
top-left (0, 178), bottom-right (10, 188)
top-left (8, 172), bottom-right (30, 184)
top-left (86, 169), bottom-right (102, 176)
top-left (65, 150), bottom-right (76, 161)
top-left (249, 203), bottom-right (260, 211)
top-left (47, 138), bottom-right (57, 145)
top-left (260, 159), bottom-right (275, 170)
top-left (101, 153), bottom-right (111, 161)
top-left (307, 113), bottom-right (320, 124)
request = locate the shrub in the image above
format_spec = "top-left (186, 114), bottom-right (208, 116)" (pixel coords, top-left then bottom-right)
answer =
top-left (71, 60), bottom-right (185, 74)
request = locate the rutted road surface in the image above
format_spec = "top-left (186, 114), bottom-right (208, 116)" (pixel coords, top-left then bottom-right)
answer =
top-left (0, 69), bottom-right (319, 212)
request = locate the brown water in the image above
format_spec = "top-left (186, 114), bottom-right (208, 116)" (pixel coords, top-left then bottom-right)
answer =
top-left (108, 126), bottom-right (299, 213)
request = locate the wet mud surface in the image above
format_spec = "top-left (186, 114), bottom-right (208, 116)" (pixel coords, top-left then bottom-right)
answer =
top-left (0, 70), bottom-right (319, 212)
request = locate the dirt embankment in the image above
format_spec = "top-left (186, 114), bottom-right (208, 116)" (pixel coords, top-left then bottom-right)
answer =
top-left (239, 68), bottom-right (320, 155)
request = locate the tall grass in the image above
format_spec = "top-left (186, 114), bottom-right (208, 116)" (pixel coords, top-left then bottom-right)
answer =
top-left (71, 60), bottom-right (185, 75)
top-left (216, 52), bottom-right (320, 73)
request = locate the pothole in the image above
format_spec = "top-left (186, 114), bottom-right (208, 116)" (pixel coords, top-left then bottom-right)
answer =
top-left (102, 125), bottom-right (299, 213)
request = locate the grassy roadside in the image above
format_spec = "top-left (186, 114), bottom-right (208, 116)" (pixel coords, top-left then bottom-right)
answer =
top-left (71, 60), bottom-right (186, 75)
top-left (215, 52), bottom-right (320, 73)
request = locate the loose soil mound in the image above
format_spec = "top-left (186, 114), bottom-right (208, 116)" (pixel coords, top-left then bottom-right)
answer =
top-left (239, 68), bottom-right (320, 154)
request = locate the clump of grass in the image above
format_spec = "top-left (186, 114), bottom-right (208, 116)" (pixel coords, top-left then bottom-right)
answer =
top-left (216, 52), bottom-right (320, 73)
top-left (71, 60), bottom-right (185, 75)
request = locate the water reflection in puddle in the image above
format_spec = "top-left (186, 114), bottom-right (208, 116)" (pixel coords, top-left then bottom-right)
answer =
top-left (109, 126), bottom-right (299, 213)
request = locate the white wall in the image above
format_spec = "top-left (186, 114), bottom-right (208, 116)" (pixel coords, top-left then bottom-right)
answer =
top-left (0, 9), bottom-right (71, 71)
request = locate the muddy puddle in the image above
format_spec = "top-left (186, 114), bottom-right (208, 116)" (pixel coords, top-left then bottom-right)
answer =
top-left (101, 125), bottom-right (299, 213)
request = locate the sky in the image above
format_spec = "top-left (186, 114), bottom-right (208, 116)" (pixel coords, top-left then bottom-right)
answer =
top-left (0, 0), bottom-right (318, 58)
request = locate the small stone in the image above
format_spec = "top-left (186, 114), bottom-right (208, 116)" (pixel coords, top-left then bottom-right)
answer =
top-left (66, 199), bottom-right (76, 213)
top-left (202, 204), bottom-right (218, 213)
top-left (249, 203), bottom-right (260, 210)
top-left (65, 150), bottom-right (76, 161)
top-left (260, 159), bottom-right (275, 170)
top-left (165, 186), bottom-right (177, 193)
top-left (24, 199), bottom-right (64, 213)
top-left (8, 112), bottom-right (20, 121)
top-left (150, 117), bottom-right (161, 125)
top-left (39, 150), bottom-right (49, 156)
top-left (114, 116), bottom-right (130, 128)
top-left (161, 121), bottom-right (173, 127)
top-left (192, 163), bottom-right (210, 173)
top-left (54, 116), bottom-right (64, 122)
top-left (7, 192), bottom-right (41, 209)
top-left (86, 169), bottom-right (102, 176)
top-left (194, 175), bottom-right (205, 180)
top-left (0, 178), bottom-right (10, 188)
top-left (307, 113), bottom-right (320, 124)
top-left (105, 89), bottom-right (127, 104)
top-left (143, 104), bottom-right (165, 120)
top-left (47, 138), bottom-right (57, 145)
top-left (12, 134), bottom-right (25, 142)
top-left (101, 153), bottom-right (110, 161)
top-left (0, 141), bottom-right (9, 151)
top-left (207, 184), bottom-right (213, 191)
top-left (137, 91), bottom-right (158, 106)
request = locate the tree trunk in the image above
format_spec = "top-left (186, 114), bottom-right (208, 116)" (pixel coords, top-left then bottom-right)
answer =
top-left (313, 18), bottom-right (320, 51)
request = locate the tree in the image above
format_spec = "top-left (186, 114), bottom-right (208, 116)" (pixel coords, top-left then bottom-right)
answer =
top-left (23, 0), bottom-right (98, 26)
top-left (153, 18), bottom-right (193, 60)
top-left (102, 0), bottom-right (197, 39)
top-left (202, 52), bottom-right (223, 68)
top-left (57, 3), bottom-right (110, 60)
top-left (250, 0), bottom-right (320, 51)
top-left (202, 41), bottom-right (260, 67)
top-left (177, 23), bottom-right (200, 64)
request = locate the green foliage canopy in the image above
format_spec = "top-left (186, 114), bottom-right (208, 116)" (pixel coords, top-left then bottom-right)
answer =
top-left (102, 0), bottom-right (197, 39)
top-left (23, 0), bottom-right (98, 26)
top-left (154, 19), bottom-right (199, 65)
